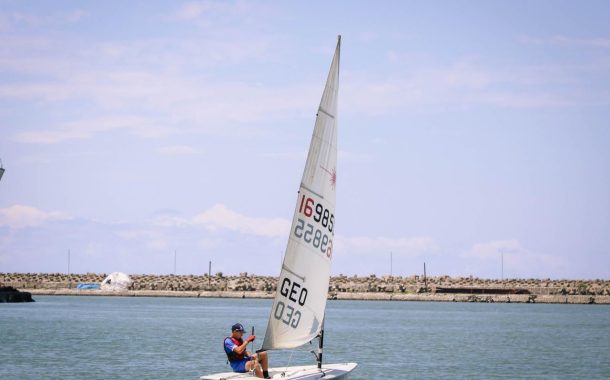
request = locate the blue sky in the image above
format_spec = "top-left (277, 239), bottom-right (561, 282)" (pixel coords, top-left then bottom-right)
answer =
top-left (1, 1), bottom-right (609, 279)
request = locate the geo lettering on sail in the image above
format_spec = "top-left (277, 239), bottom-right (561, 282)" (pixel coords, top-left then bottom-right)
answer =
top-left (273, 277), bottom-right (308, 329)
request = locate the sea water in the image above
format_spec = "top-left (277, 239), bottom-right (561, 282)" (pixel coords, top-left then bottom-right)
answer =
top-left (1, 296), bottom-right (609, 379)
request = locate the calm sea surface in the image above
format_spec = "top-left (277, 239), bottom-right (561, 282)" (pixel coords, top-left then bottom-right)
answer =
top-left (1, 296), bottom-right (609, 379)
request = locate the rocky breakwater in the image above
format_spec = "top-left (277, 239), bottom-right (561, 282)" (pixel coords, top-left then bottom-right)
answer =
top-left (0, 272), bottom-right (106, 289)
top-left (0, 286), bottom-right (34, 303)
top-left (327, 275), bottom-right (610, 304)
top-left (0, 272), bottom-right (278, 298)
top-left (2, 272), bottom-right (609, 304)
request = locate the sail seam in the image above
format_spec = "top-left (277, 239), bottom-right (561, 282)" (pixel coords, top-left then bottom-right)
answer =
top-left (281, 265), bottom-right (306, 282)
top-left (318, 107), bottom-right (335, 119)
top-left (290, 238), bottom-right (332, 262)
top-left (300, 183), bottom-right (324, 199)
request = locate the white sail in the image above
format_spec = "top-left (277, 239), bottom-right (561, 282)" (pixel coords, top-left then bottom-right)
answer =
top-left (262, 36), bottom-right (340, 351)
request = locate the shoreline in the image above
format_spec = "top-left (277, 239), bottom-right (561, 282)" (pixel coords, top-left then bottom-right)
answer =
top-left (3, 272), bottom-right (609, 305)
top-left (24, 288), bottom-right (610, 304)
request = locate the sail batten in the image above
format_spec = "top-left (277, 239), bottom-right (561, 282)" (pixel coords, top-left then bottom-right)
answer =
top-left (261, 37), bottom-right (340, 351)
top-left (318, 107), bottom-right (335, 119)
top-left (300, 183), bottom-right (324, 199)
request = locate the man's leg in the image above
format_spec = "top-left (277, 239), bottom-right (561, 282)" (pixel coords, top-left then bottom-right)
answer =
top-left (245, 357), bottom-right (263, 378)
top-left (258, 351), bottom-right (269, 372)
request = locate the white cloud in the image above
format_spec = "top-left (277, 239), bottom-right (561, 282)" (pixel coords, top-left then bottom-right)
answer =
top-left (61, 10), bottom-right (87, 23)
top-left (4, 50), bottom-right (314, 144)
top-left (0, 9), bottom-right (87, 32)
top-left (174, 2), bottom-right (213, 20)
top-left (193, 203), bottom-right (290, 237)
top-left (0, 204), bottom-right (68, 228)
top-left (149, 204), bottom-right (291, 238)
top-left (343, 56), bottom-right (610, 112)
top-left (462, 239), bottom-right (569, 278)
top-left (115, 226), bottom-right (171, 252)
top-left (10, 28), bottom-right (607, 148)
top-left (198, 237), bottom-right (224, 250)
top-left (0, 29), bottom-right (291, 145)
top-left (173, 1), bottom-right (255, 24)
top-left (463, 239), bottom-right (521, 260)
top-left (150, 216), bottom-right (190, 228)
top-left (147, 206), bottom-right (438, 256)
top-left (146, 239), bottom-right (169, 251)
top-left (13, 116), bottom-right (150, 144)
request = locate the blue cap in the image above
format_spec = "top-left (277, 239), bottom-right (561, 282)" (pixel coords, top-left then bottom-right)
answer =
top-left (232, 323), bottom-right (244, 332)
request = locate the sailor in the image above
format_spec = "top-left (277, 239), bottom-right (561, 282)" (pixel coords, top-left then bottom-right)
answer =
top-left (224, 323), bottom-right (271, 379)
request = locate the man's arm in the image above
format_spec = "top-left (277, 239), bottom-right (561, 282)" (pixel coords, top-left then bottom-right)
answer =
top-left (233, 335), bottom-right (255, 355)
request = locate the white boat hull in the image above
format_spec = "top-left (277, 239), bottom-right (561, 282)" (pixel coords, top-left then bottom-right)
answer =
top-left (201, 362), bottom-right (357, 380)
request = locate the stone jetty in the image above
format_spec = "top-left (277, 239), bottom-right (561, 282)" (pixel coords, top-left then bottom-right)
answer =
top-left (0, 286), bottom-right (34, 303)
top-left (1, 272), bottom-right (608, 304)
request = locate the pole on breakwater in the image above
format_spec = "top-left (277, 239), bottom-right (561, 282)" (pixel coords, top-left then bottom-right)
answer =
top-left (390, 252), bottom-right (393, 277)
top-left (501, 251), bottom-right (504, 284)
top-left (424, 262), bottom-right (427, 293)
top-left (174, 250), bottom-right (177, 275)
top-left (208, 261), bottom-right (211, 288)
top-left (68, 249), bottom-right (71, 289)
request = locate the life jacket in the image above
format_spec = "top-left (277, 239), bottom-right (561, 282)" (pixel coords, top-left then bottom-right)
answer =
top-left (224, 336), bottom-right (245, 362)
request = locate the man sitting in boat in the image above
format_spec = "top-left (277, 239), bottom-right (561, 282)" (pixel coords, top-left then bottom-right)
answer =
top-left (224, 323), bottom-right (271, 379)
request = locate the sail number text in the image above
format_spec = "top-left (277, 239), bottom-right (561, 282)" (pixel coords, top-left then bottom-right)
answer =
top-left (299, 195), bottom-right (334, 234)
top-left (295, 195), bottom-right (334, 259)
top-left (273, 278), bottom-right (307, 329)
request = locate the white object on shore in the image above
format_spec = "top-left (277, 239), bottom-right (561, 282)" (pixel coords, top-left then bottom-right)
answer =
top-left (101, 272), bottom-right (132, 291)
top-left (202, 36), bottom-right (356, 380)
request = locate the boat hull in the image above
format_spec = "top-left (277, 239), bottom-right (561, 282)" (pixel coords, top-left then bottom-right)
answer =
top-left (201, 362), bottom-right (357, 380)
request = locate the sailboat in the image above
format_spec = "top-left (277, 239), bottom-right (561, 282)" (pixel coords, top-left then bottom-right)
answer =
top-left (201, 36), bottom-right (357, 379)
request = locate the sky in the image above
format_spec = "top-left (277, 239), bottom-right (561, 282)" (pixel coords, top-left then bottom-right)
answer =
top-left (1, 1), bottom-right (609, 279)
